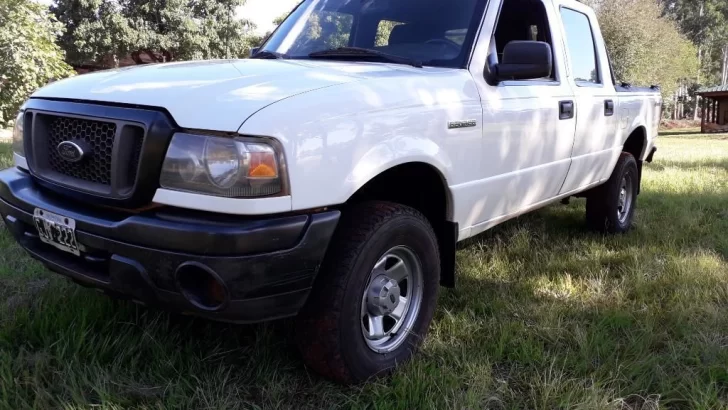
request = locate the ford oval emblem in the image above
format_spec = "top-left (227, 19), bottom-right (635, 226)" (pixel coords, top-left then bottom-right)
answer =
top-left (57, 141), bottom-right (86, 163)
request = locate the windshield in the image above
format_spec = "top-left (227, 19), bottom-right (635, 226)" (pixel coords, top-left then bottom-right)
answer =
top-left (260, 0), bottom-right (488, 68)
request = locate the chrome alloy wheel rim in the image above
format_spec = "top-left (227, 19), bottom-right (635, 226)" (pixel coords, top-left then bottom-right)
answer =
top-left (360, 246), bottom-right (423, 353)
top-left (617, 174), bottom-right (634, 224)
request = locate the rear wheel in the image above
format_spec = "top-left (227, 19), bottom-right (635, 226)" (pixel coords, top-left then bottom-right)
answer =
top-left (586, 152), bottom-right (639, 233)
top-left (295, 202), bottom-right (440, 384)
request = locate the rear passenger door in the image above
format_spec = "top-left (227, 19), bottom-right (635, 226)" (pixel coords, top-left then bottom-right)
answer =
top-left (466, 0), bottom-right (576, 234)
top-left (555, 2), bottom-right (620, 194)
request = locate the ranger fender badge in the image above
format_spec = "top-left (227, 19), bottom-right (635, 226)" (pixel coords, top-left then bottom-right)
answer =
top-left (448, 120), bottom-right (477, 129)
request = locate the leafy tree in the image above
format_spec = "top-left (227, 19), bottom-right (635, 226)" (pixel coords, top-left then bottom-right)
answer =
top-left (0, 0), bottom-right (73, 126)
top-left (587, 0), bottom-right (698, 100)
top-left (659, 0), bottom-right (728, 119)
top-left (662, 0), bottom-right (728, 86)
top-left (281, 11), bottom-right (352, 54)
top-left (375, 20), bottom-right (401, 47)
top-left (273, 12), bottom-right (289, 27)
top-left (252, 12), bottom-right (291, 46)
top-left (52, 0), bottom-right (258, 67)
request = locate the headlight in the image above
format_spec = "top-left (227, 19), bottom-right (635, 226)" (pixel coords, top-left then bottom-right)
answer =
top-left (204, 138), bottom-right (241, 188)
top-left (160, 133), bottom-right (285, 198)
top-left (12, 111), bottom-right (24, 157)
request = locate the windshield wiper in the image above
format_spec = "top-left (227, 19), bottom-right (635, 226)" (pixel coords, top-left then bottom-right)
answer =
top-left (308, 47), bottom-right (423, 68)
top-left (250, 50), bottom-right (287, 60)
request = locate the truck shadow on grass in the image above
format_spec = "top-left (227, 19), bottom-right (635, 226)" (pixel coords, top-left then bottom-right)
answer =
top-left (2, 189), bottom-right (727, 408)
top-left (430, 189), bottom-right (728, 406)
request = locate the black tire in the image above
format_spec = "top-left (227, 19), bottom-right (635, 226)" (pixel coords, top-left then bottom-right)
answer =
top-left (295, 201), bottom-right (440, 384)
top-left (586, 152), bottom-right (639, 233)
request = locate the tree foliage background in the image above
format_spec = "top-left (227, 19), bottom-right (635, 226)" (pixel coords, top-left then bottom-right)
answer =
top-left (51, 0), bottom-right (259, 67)
top-left (3, 0), bottom-right (728, 125)
top-left (586, 0), bottom-right (698, 99)
top-left (0, 0), bottom-right (73, 127)
top-left (662, 0), bottom-right (728, 87)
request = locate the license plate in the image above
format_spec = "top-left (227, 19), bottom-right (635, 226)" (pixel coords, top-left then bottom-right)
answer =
top-left (33, 208), bottom-right (80, 256)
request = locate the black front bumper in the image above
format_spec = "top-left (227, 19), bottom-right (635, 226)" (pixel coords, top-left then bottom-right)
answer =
top-left (0, 168), bottom-right (340, 323)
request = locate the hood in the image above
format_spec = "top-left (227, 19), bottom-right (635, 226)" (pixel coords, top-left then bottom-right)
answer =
top-left (31, 59), bottom-right (361, 132)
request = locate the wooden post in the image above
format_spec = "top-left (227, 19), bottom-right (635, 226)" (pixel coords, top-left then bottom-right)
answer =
top-left (719, 99), bottom-right (722, 125)
top-left (715, 99), bottom-right (719, 124)
top-left (701, 95), bottom-right (706, 133)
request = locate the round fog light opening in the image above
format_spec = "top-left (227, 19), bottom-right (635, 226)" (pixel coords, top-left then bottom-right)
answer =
top-left (176, 262), bottom-right (229, 311)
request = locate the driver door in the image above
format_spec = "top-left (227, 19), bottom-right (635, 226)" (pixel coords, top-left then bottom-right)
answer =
top-left (466, 0), bottom-right (576, 235)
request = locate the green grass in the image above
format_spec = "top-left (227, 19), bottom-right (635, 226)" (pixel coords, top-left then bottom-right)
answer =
top-left (1, 131), bottom-right (727, 409)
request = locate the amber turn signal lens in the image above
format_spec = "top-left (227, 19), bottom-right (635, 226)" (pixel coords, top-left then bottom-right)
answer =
top-left (248, 151), bottom-right (278, 178)
top-left (249, 164), bottom-right (277, 177)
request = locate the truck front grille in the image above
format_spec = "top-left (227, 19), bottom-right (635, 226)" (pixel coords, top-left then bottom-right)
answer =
top-left (21, 99), bottom-right (176, 208)
top-left (27, 111), bottom-right (146, 199)
top-left (47, 116), bottom-right (117, 185)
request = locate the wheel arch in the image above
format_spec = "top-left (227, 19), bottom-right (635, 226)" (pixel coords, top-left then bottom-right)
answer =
top-left (345, 161), bottom-right (458, 288)
top-left (622, 126), bottom-right (648, 194)
top-left (346, 161), bottom-right (454, 220)
top-left (623, 125), bottom-right (647, 161)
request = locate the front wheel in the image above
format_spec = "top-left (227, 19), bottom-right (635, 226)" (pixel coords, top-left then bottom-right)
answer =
top-left (586, 152), bottom-right (639, 233)
top-left (295, 202), bottom-right (440, 384)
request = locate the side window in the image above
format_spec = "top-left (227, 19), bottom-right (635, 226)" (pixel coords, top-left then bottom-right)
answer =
top-left (375, 20), bottom-right (405, 47)
top-left (560, 8), bottom-right (600, 85)
top-left (491, 0), bottom-right (556, 80)
top-left (289, 11), bottom-right (354, 54)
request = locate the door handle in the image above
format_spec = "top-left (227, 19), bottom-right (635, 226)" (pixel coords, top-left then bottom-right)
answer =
top-left (604, 99), bottom-right (615, 116)
top-left (559, 100), bottom-right (574, 120)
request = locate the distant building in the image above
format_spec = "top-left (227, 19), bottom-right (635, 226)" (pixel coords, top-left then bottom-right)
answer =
top-left (697, 85), bottom-right (728, 133)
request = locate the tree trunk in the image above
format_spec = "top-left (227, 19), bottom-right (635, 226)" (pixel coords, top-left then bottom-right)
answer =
top-left (693, 1), bottom-right (706, 121)
top-left (678, 83), bottom-right (685, 120)
top-left (694, 45), bottom-right (702, 121)
top-left (722, 45), bottom-right (728, 86)
top-left (673, 89), bottom-right (678, 120)
top-left (678, 85), bottom-right (682, 120)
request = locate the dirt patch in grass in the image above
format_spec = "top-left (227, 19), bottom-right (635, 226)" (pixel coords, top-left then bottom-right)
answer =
top-left (660, 119), bottom-right (700, 130)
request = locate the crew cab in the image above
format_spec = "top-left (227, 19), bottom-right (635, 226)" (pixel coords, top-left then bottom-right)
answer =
top-left (2, 0), bottom-right (660, 383)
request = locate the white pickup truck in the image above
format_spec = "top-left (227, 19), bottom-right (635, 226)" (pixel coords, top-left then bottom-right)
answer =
top-left (3, 0), bottom-right (660, 383)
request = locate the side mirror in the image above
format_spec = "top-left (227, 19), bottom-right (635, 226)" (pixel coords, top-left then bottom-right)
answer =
top-left (249, 47), bottom-right (260, 57)
top-left (495, 41), bottom-right (552, 81)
